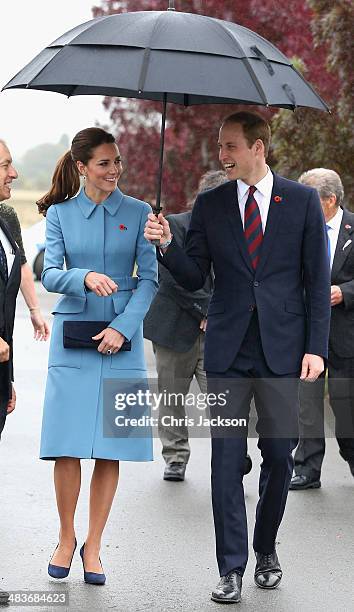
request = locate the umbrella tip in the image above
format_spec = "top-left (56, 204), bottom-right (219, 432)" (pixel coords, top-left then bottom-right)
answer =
top-left (167, 0), bottom-right (176, 10)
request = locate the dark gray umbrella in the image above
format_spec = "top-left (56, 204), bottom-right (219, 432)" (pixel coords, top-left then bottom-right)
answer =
top-left (3, 2), bottom-right (329, 212)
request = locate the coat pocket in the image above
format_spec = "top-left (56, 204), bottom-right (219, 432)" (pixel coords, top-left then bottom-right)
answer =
top-left (207, 300), bottom-right (225, 316)
top-left (51, 296), bottom-right (86, 315)
top-left (284, 299), bottom-right (305, 316)
top-left (49, 297), bottom-right (86, 369)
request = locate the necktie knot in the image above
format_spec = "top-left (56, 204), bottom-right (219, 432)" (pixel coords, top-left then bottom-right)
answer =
top-left (248, 185), bottom-right (256, 196)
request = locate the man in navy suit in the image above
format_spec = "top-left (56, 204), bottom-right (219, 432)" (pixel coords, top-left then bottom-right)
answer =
top-left (144, 112), bottom-right (331, 603)
top-left (0, 139), bottom-right (21, 607)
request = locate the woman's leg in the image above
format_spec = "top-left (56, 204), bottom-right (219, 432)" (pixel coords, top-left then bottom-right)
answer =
top-left (83, 459), bottom-right (119, 573)
top-left (50, 457), bottom-right (81, 566)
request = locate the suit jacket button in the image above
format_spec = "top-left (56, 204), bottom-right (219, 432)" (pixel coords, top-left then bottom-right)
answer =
top-left (249, 304), bottom-right (256, 311)
top-left (253, 281), bottom-right (260, 287)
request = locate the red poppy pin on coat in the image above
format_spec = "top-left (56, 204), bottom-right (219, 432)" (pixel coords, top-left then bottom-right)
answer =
top-left (345, 224), bottom-right (351, 230)
top-left (119, 224), bottom-right (127, 231)
top-left (274, 195), bottom-right (282, 203)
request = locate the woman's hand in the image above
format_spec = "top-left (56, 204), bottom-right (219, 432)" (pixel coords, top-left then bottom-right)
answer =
top-left (92, 327), bottom-right (126, 354)
top-left (84, 272), bottom-right (118, 296)
top-left (30, 308), bottom-right (50, 341)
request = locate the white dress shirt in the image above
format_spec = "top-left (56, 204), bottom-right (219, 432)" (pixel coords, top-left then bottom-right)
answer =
top-left (326, 207), bottom-right (343, 270)
top-left (0, 225), bottom-right (15, 276)
top-left (237, 167), bottom-right (274, 232)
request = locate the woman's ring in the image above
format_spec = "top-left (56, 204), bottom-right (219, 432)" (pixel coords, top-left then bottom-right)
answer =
top-left (107, 349), bottom-right (112, 355)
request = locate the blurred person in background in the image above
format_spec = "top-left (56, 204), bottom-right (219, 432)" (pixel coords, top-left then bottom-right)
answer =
top-left (290, 168), bottom-right (354, 490)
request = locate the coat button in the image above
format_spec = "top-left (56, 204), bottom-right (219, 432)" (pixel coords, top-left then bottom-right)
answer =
top-left (249, 304), bottom-right (256, 311)
top-left (253, 281), bottom-right (260, 287)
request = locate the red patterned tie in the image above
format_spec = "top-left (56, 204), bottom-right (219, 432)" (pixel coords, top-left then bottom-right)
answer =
top-left (244, 185), bottom-right (263, 270)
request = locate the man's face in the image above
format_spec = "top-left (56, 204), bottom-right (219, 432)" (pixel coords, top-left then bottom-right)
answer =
top-left (0, 142), bottom-right (18, 201)
top-left (218, 122), bottom-right (260, 183)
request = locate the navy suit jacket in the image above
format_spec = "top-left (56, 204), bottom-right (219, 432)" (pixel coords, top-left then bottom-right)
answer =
top-left (0, 217), bottom-right (21, 418)
top-left (158, 173), bottom-right (331, 374)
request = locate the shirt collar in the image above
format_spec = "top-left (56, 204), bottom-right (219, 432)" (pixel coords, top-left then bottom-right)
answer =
top-left (75, 186), bottom-right (124, 218)
top-left (237, 166), bottom-right (273, 200)
top-left (326, 207), bottom-right (343, 232)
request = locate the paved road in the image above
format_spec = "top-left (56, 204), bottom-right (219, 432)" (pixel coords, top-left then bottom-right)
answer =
top-left (1, 284), bottom-right (354, 611)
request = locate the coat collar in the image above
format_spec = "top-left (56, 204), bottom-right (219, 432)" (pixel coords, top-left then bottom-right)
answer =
top-left (0, 215), bottom-right (18, 251)
top-left (0, 216), bottom-right (20, 288)
top-left (331, 208), bottom-right (354, 279)
top-left (222, 172), bottom-right (285, 276)
top-left (75, 187), bottom-right (124, 218)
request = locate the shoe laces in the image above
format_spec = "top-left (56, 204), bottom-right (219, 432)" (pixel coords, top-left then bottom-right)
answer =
top-left (263, 553), bottom-right (274, 566)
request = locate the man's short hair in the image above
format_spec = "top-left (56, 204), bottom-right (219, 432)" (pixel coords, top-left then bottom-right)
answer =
top-left (221, 111), bottom-right (271, 157)
top-left (298, 168), bottom-right (344, 207)
top-left (198, 170), bottom-right (228, 193)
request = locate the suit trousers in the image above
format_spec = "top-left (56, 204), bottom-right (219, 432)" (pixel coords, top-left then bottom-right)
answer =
top-left (0, 362), bottom-right (9, 438)
top-left (294, 351), bottom-right (354, 478)
top-left (207, 313), bottom-right (299, 576)
top-left (153, 334), bottom-right (207, 464)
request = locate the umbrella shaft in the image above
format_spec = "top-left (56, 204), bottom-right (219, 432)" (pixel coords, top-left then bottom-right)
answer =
top-left (154, 92), bottom-right (167, 214)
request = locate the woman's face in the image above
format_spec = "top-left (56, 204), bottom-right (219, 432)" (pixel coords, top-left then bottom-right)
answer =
top-left (78, 142), bottom-right (123, 199)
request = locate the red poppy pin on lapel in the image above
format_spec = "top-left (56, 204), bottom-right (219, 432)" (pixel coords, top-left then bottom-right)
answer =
top-left (345, 224), bottom-right (351, 230)
top-left (119, 224), bottom-right (127, 231)
top-left (274, 195), bottom-right (282, 203)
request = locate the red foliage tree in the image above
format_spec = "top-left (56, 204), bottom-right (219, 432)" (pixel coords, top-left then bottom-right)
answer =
top-left (92, 0), bottom-right (335, 211)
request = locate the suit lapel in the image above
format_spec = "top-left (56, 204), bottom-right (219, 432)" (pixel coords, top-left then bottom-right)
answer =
top-left (0, 217), bottom-right (20, 286)
top-left (222, 181), bottom-right (254, 274)
top-left (254, 173), bottom-right (286, 278)
top-left (331, 209), bottom-right (354, 280)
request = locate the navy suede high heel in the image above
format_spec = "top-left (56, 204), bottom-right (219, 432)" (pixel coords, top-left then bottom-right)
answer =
top-left (80, 543), bottom-right (106, 585)
top-left (48, 538), bottom-right (77, 579)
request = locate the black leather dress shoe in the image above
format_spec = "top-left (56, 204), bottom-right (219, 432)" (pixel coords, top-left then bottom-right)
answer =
top-left (289, 474), bottom-right (321, 490)
top-left (254, 551), bottom-right (282, 589)
top-left (244, 454), bottom-right (252, 476)
top-left (163, 462), bottom-right (186, 481)
top-left (211, 570), bottom-right (242, 604)
top-left (347, 460), bottom-right (354, 477)
top-left (0, 589), bottom-right (10, 604)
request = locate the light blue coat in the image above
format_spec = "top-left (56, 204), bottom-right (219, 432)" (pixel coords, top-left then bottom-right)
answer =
top-left (40, 187), bottom-right (158, 461)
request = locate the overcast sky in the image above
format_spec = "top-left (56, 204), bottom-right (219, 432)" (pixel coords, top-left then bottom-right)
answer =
top-left (0, 0), bottom-right (110, 158)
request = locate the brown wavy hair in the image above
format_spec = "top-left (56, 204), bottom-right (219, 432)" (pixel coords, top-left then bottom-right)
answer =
top-left (37, 127), bottom-right (116, 215)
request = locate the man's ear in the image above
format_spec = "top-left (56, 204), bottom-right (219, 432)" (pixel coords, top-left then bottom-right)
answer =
top-left (254, 139), bottom-right (265, 156)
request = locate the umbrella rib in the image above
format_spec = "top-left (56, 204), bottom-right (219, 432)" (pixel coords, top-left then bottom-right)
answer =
top-left (26, 46), bottom-right (63, 89)
top-left (290, 65), bottom-right (330, 112)
top-left (205, 18), bottom-right (269, 105)
top-left (241, 58), bottom-right (269, 106)
top-left (137, 12), bottom-right (167, 94)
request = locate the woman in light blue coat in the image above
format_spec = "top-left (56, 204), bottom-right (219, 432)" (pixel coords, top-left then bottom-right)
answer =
top-left (38, 128), bottom-right (158, 584)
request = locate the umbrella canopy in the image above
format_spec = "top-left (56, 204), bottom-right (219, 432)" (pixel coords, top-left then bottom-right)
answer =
top-left (3, 9), bottom-right (328, 111)
top-left (2, 8), bottom-right (329, 215)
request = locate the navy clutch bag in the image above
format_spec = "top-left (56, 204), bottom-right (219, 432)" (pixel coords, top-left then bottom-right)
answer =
top-left (63, 321), bottom-right (131, 350)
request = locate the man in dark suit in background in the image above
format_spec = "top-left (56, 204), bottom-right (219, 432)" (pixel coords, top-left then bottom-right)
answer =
top-left (144, 112), bottom-right (331, 604)
top-left (290, 168), bottom-right (354, 490)
top-left (0, 139), bottom-right (21, 606)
